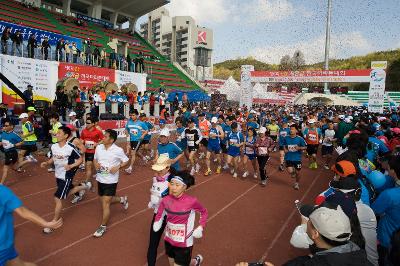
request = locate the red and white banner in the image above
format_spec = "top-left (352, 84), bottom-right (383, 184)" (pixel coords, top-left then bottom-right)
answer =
top-left (58, 63), bottom-right (115, 87)
top-left (251, 69), bottom-right (371, 83)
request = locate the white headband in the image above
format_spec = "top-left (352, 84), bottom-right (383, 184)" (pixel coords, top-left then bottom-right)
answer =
top-left (171, 176), bottom-right (186, 186)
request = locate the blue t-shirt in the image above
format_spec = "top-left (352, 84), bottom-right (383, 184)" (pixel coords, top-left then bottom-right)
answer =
top-left (283, 135), bottom-right (307, 162)
top-left (0, 185), bottom-right (23, 250)
top-left (175, 127), bottom-right (187, 149)
top-left (125, 119), bottom-right (148, 141)
top-left (0, 131), bottom-right (22, 151)
top-left (143, 121), bottom-right (154, 141)
top-left (247, 121), bottom-right (259, 130)
top-left (227, 131), bottom-right (244, 155)
top-left (371, 187), bottom-right (400, 248)
top-left (208, 127), bottom-right (221, 146)
top-left (366, 136), bottom-right (389, 162)
top-left (157, 142), bottom-right (182, 170)
top-left (221, 123), bottom-right (232, 144)
top-left (278, 128), bottom-right (290, 146)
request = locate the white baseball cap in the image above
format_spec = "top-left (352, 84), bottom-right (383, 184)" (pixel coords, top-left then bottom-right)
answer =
top-left (159, 128), bottom-right (170, 137)
top-left (211, 117), bottom-right (218, 123)
top-left (309, 205), bottom-right (352, 242)
top-left (258, 127), bottom-right (267, 134)
top-left (69, 111), bottom-right (77, 117)
top-left (308, 119), bottom-right (316, 124)
top-left (19, 113), bottom-right (29, 119)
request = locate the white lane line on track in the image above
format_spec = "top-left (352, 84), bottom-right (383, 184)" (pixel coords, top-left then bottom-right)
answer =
top-left (15, 178), bottom-right (153, 228)
top-left (258, 168), bottom-right (324, 263)
top-left (20, 187), bottom-right (57, 199)
top-left (33, 174), bottom-right (217, 264)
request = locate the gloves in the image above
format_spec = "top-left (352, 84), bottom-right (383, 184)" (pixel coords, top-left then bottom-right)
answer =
top-left (192, 226), bottom-right (203, 239)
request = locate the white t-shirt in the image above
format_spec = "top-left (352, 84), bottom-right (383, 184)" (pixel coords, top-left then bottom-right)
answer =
top-left (51, 142), bottom-right (81, 180)
top-left (94, 143), bottom-right (129, 184)
top-left (323, 129), bottom-right (336, 146)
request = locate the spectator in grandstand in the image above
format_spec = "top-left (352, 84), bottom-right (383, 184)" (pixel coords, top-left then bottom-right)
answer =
top-left (41, 37), bottom-right (50, 60)
top-left (94, 46), bottom-right (101, 66)
top-left (27, 34), bottom-right (37, 59)
top-left (127, 54), bottom-right (133, 72)
top-left (64, 41), bottom-right (71, 62)
top-left (56, 38), bottom-right (64, 61)
top-left (23, 85), bottom-right (34, 107)
top-left (1, 27), bottom-right (11, 55)
top-left (85, 39), bottom-right (92, 65)
top-left (71, 42), bottom-right (78, 63)
top-left (11, 30), bottom-right (23, 57)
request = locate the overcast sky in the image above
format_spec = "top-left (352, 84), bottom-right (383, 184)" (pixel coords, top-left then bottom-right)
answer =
top-left (136, 0), bottom-right (400, 64)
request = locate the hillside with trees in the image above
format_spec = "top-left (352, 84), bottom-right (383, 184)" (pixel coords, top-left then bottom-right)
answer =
top-left (213, 49), bottom-right (400, 91)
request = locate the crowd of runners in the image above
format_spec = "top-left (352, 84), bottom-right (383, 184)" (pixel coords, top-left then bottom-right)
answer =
top-left (1, 102), bottom-right (400, 266)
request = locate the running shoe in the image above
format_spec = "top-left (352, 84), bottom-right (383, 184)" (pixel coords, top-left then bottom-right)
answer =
top-left (253, 174), bottom-right (258, 179)
top-left (28, 155), bottom-right (38, 163)
top-left (279, 164), bottom-right (285, 171)
top-left (93, 225), bottom-right (107, 237)
top-left (216, 166), bottom-right (221, 174)
top-left (260, 180), bottom-right (267, 187)
top-left (79, 164), bottom-right (85, 170)
top-left (16, 167), bottom-right (26, 173)
top-left (233, 172), bottom-right (238, 178)
top-left (121, 196), bottom-right (129, 210)
top-left (242, 171), bottom-right (249, 178)
top-left (222, 164), bottom-right (229, 170)
top-left (293, 183), bottom-right (300, 190)
top-left (308, 163), bottom-right (313, 169)
top-left (43, 227), bottom-right (54, 234)
top-left (85, 181), bottom-right (93, 192)
top-left (125, 167), bottom-right (133, 174)
top-left (324, 164), bottom-right (330, 170)
top-left (71, 195), bottom-right (82, 204)
top-left (47, 167), bottom-right (55, 172)
top-left (190, 167), bottom-right (196, 176)
top-left (313, 162), bottom-right (318, 169)
top-left (204, 169), bottom-right (211, 176)
top-left (194, 254), bottom-right (203, 266)
top-left (230, 169), bottom-right (235, 175)
top-left (195, 163), bottom-right (201, 173)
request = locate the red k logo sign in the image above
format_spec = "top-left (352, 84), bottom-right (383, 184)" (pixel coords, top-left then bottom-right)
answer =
top-left (198, 31), bottom-right (206, 43)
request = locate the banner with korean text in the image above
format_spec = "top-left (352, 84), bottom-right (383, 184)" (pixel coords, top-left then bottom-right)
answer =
top-left (115, 70), bottom-right (147, 93)
top-left (368, 61), bottom-right (387, 113)
top-left (0, 54), bottom-right (59, 105)
top-left (58, 63), bottom-right (115, 88)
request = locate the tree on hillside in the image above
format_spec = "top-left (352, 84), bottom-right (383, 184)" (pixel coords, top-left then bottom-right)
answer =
top-left (291, 50), bottom-right (305, 70)
top-left (280, 55), bottom-right (292, 70)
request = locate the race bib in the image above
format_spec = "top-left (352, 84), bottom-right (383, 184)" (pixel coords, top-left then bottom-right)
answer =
top-left (308, 133), bottom-right (317, 141)
top-left (288, 145), bottom-right (298, 152)
top-left (98, 165), bottom-right (110, 175)
top-left (188, 140), bottom-right (195, 146)
top-left (130, 128), bottom-right (139, 136)
top-left (85, 140), bottom-right (95, 149)
top-left (245, 147), bottom-right (254, 154)
top-left (230, 139), bottom-right (238, 144)
top-left (166, 222), bottom-right (186, 243)
top-left (280, 131), bottom-right (288, 137)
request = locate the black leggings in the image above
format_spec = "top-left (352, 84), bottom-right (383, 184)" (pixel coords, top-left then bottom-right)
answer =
top-left (257, 155), bottom-right (269, 181)
top-left (147, 213), bottom-right (167, 266)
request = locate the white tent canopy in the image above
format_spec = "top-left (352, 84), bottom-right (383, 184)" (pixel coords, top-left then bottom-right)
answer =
top-left (219, 76), bottom-right (241, 101)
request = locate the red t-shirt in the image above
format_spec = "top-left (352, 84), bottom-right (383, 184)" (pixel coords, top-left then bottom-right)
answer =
top-left (80, 128), bottom-right (104, 153)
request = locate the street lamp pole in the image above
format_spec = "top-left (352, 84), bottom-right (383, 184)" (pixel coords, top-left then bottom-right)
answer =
top-left (324, 0), bottom-right (332, 93)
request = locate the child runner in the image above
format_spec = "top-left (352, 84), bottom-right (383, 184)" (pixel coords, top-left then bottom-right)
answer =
top-left (0, 119), bottom-right (23, 184)
top-left (226, 122), bottom-right (244, 178)
top-left (322, 120), bottom-right (337, 169)
top-left (242, 127), bottom-right (258, 179)
top-left (255, 127), bottom-right (275, 186)
top-left (125, 109), bottom-right (148, 174)
top-left (80, 117), bottom-right (104, 188)
top-left (153, 171), bottom-right (206, 266)
top-left (284, 125), bottom-right (307, 190)
top-left (93, 129), bottom-right (129, 237)
top-left (303, 119), bottom-right (322, 169)
top-left (204, 117), bottom-right (224, 176)
top-left (40, 126), bottom-right (91, 233)
top-left (147, 154), bottom-right (171, 266)
top-left (278, 122), bottom-right (290, 171)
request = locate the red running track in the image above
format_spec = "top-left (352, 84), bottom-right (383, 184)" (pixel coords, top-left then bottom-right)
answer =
top-left (6, 144), bottom-right (331, 266)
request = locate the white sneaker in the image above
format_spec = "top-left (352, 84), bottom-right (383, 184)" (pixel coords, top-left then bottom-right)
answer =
top-left (293, 183), bottom-right (300, 190)
top-left (85, 181), bottom-right (93, 191)
top-left (324, 164), bottom-right (330, 170)
top-left (79, 164), bottom-right (85, 170)
top-left (121, 196), bottom-right (129, 210)
top-left (43, 227), bottom-right (54, 234)
top-left (28, 155), bottom-right (38, 162)
top-left (125, 167), bottom-right (132, 174)
top-left (93, 225), bottom-right (106, 237)
top-left (233, 172), bottom-right (238, 178)
top-left (71, 195), bottom-right (82, 204)
top-left (194, 254), bottom-right (203, 266)
top-left (230, 169), bottom-right (235, 175)
top-left (223, 164), bottom-right (229, 170)
top-left (190, 167), bottom-right (196, 176)
top-left (242, 171), bottom-right (249, 178)
top-left (47, 167), bottom-right (55, 172)
top-left (195, 163), bottom-right (201, 173)
top-left (253, 174), bottom-right (258, 179)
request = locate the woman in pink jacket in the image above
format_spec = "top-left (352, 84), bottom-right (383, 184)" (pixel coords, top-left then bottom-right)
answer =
top-left (153, 171), bottom-right (207, 266)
